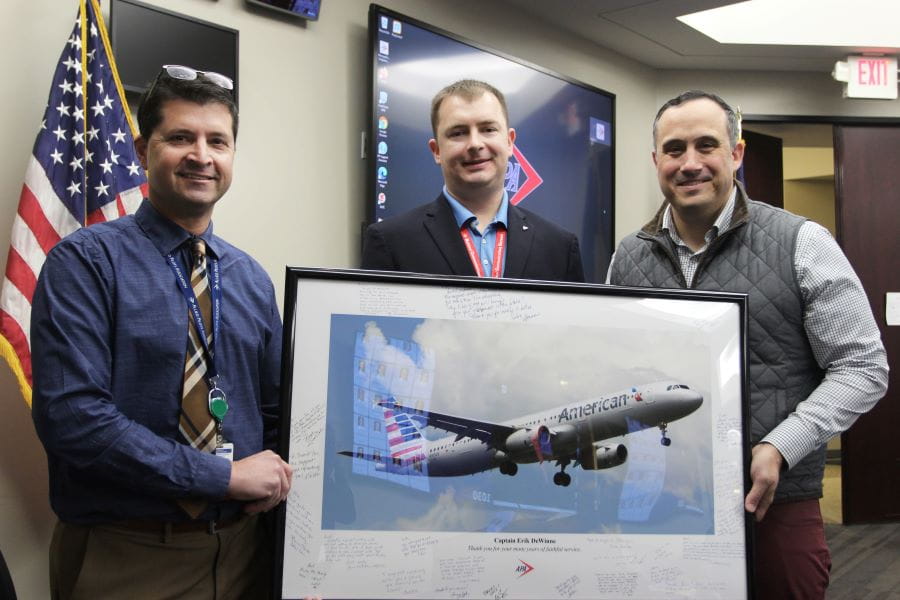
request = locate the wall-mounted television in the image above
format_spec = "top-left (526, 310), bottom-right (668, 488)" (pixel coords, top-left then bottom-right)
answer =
top-left (367, 4), bottom-right (615, 282)
top-left (110, 0), bottom-right (239, 103)
top-left (246, 0), bottom-right (321, 21)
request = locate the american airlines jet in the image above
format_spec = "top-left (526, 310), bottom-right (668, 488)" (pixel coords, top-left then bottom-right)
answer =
top-left (340, 381), bottom-right (703, 487)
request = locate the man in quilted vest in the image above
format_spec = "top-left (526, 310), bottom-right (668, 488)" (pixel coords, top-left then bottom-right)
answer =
top-left (608, 90), bottom-right (888, 599)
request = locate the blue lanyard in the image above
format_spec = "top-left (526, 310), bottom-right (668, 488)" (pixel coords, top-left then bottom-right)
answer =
top-left (166, 244), bottom-right (222, 382)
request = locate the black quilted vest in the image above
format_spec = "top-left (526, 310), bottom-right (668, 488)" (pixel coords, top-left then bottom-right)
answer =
top-left (609, 187), bottom-right (825, 502)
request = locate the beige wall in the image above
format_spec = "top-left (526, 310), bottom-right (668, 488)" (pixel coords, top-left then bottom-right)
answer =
top-left (1, 1), bottom-right (898, 597)
top-left (784, 179), bottom-right (836, 234)
top-left (783, 147), bottom-right (836, 235)
top-left (657, 69), bottom-right (900, 119)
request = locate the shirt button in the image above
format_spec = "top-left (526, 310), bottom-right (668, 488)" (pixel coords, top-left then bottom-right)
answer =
top-left (483, 259), bottom-right (489, 265)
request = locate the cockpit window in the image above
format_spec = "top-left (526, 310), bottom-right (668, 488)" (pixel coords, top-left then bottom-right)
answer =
top-left (666, 384), bottom-right (690, 390)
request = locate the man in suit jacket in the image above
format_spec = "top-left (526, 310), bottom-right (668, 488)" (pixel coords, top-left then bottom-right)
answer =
top-left (361, 79), bottom-right (584, 283)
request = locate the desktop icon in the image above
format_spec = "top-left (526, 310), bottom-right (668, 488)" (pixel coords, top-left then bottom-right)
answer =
top-left (378, 141), bottom-right (388, 155)
top-left (377, 192), bottom-right (387, 206)
top-left (378, 116), bottom-right (389, 130)
top-left (378, 91), bottom-right (388, 104)
top-left (589, 117), bottom-right (611, 145)
top-left (392, 20), bottom-right (402, 35)
top-left (380, 16), bottom-right (388, 30)
top-left (377, 166), bottom-right (388, 182)
top-left (379, 40), bottom-right (390, 56)
top-left (378, 67), bottom-right (389, 81)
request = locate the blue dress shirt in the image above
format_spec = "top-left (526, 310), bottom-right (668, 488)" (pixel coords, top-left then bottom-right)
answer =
top-left (31, 200), bottom-right (283, 524)
top-left (443, 187), bottom-right (509, 277)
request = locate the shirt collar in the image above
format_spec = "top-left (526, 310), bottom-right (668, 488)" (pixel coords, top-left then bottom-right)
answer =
top-left (134, 199), bottom-right (219, 258)
top-left (661, 186), bottom-right (737, 248)
top-left (442, 186), bottom-right (509, 230)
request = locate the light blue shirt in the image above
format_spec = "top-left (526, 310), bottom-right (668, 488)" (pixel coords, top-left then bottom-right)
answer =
top-left (443, 186), bottom-right (509, 277)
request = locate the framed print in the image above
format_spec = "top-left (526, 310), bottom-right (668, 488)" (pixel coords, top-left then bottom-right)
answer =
top-left (276, 268), bottom-right (751, 599)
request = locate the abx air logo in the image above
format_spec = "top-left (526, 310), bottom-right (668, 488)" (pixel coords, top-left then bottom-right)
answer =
top-left (515, 559), bottom-right (535, 578)
top-left (505, 146), bottom-right (543, 206)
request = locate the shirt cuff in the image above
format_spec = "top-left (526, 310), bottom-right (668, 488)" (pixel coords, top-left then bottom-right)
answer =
top-left (760, 416), bottom-right (821, 470)
top-left (194, 450), bottom-right (233, 499)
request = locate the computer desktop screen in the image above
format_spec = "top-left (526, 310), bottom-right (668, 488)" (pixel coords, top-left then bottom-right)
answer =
top-left (367, 4), bottom-right (615, 282)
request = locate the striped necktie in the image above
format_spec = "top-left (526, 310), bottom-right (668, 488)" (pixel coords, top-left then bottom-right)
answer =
top-left (178, 238), bottom-right (215, 518)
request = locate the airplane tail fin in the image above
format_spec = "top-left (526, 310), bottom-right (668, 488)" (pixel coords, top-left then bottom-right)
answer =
top-left (382, 397), bottom-right (427, 470)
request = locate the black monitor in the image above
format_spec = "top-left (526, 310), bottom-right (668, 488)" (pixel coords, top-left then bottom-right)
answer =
top-left (367, 4), bottom-right (615, 282)
top-left (110, 0), bottom-right (239, 103)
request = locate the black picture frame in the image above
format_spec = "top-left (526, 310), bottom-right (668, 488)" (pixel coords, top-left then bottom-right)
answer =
top-left (275, 268), bottom-right (752, 599)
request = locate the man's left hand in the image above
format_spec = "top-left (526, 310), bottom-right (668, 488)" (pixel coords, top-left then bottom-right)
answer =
top-left (744, 442), bottom-right (783, 521)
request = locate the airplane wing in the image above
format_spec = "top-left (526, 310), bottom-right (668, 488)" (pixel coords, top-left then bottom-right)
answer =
top-left (378, 399), bottom-right (516, 446)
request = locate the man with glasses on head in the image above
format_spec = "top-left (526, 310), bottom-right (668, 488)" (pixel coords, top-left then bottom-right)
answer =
top-left (608, 90), bottom-right (888, 599)
top-left (31, 65), bottom-right (291, 599)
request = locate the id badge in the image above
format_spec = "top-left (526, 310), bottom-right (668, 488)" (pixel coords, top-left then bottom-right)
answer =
top-left (215, 442), bottom-right (234, 462)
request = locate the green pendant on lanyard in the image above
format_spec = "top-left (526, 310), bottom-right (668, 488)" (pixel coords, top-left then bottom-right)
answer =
top-left (208, 376), bottom-right (229, 444)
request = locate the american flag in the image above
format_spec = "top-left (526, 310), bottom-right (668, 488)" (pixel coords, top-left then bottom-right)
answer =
top-left (0, 0), bottom-right (147, 406)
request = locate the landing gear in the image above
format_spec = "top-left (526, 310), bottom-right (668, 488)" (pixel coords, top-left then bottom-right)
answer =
top-left (659, 422), bottom-right (672, 446)
top-left (499, 461), bottom-right (518, 476)
top-left (553, 459), bottom-right (572, 486)
top-left (553, 471), bottom-right (571, 486)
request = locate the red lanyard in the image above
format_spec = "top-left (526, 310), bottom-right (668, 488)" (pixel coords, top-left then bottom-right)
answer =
top-left (460, 226), bottom-right (507, 278)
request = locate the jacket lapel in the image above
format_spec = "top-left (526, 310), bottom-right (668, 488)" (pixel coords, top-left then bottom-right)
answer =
top-left (504, 205), bottom-right (534, 278)
top-left (423, 195), bottom-right (477, 276)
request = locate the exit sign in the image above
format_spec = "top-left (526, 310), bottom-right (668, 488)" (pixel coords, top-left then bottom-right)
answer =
top-left (847, 56), bottom-right (898, 99)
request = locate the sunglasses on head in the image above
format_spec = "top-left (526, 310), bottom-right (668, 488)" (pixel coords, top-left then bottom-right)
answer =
top-left (145, 64), bottom-right (234, 99)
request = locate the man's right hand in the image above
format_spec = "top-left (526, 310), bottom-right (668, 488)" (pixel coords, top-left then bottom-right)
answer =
top-left (226, 450), bottom-right (293, 514)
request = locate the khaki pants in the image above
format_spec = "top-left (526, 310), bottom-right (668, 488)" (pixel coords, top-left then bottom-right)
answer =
top-left (50, 514), bottom-right (271, 600)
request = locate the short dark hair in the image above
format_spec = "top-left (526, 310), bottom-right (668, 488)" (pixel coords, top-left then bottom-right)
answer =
top-left (137, 71), bottom-right (238, 140)
top-left (652, 90), bottom-right (740, 148)
top-left (430, 79), bottom-right (509, 137)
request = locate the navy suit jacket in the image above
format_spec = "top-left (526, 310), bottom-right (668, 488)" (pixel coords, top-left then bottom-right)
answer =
top-left (361, 195), bottom-right (585, 283)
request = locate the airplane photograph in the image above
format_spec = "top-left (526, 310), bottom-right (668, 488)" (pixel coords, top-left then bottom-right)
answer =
top-left (319, 312), bottom-right (720, 536)
top-left (339, 380), bottom-right (704, 488)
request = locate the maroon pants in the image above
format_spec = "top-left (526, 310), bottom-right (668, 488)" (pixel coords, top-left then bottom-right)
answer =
top-left (754, 499), bottom-right (831, 600)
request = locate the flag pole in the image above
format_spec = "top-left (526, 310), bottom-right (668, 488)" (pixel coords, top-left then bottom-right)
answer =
top-left (80, 0), bottom-right (88, 227)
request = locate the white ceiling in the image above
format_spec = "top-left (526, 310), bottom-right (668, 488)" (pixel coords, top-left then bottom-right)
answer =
top-left (501, 0), bottom-right (900, 72)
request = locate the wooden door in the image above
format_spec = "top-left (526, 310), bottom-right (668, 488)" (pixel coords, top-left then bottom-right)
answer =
top-left (741, 129), bottom-right (784, 207)
top-left (834, 124), bottom-right (900, 524)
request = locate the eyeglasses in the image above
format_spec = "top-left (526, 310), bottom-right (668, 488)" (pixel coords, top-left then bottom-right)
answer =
top-left (145, 64), bottom-right (234, 99)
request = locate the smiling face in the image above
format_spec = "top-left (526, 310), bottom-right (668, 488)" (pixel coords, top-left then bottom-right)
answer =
top-left (653, 97), bottom-right (744, 223)
top-left (135, 98), bottom-right (235, 234)
top-left (428, 91), bottom-right (515, 205)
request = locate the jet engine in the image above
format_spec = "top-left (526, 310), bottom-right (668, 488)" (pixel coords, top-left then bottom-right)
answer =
top-left (503, 424), bottom-right (579, 463)
top-left (577, 444), bottom-right (628, 470)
